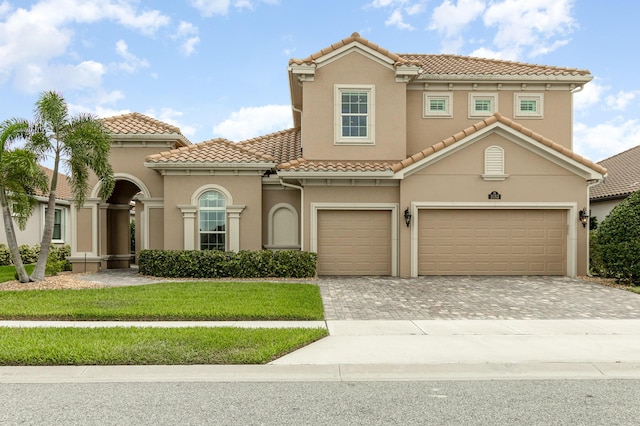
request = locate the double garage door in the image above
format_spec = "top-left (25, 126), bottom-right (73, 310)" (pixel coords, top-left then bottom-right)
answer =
top-left (316, 209), bottom-right (566, 276)
top-left (418, 209), bottom-right (567, 275)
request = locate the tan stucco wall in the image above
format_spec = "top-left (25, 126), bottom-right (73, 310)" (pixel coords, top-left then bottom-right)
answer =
top-left (148, 207), bottom-right (164, 250)
top-left (262, 186), bottom-right (301, 247)
top-left (162, 174), bottom-right (263, 251)
top-left (406, 90), bottom-right (573, 156)
top-left (399, 133), bottom-right (590, 276)
top-left (301, 51), bottom-right (407, 161)
top-left (0, 203), bottom-right (70, 247)
top-left (76, 207), bottom-right (93, 253)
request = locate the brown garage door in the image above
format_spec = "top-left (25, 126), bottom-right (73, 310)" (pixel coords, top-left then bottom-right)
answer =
top-left (418, 209), bottom-right (566, 275)
top-left (317, 210), bottom-right (391, 276)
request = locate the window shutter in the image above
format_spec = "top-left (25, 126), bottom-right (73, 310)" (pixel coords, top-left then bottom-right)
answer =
top-left (485, 146), bottom-right (504, 175)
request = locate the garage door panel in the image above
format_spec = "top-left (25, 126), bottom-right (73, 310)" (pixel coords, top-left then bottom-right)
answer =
top-left (419, 209), bottom-right (566, 276)
top-left (317, 210), bottom-right (391, 276)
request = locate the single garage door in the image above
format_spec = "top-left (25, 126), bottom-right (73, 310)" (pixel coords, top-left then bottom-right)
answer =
top-left (317, 210), bottom-right (392, 276)
top-left (418, 209), bottom-right (566, 275)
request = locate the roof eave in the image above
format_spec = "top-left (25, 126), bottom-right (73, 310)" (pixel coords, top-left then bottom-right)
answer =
top-left (145, 161), bottom-right (276, 170)
top-left (111, 133), bottom-right (191, 147)
top-left (416, 74), bottom-right (593, 83)
top-left (276, 170), bottom-right (394, 178)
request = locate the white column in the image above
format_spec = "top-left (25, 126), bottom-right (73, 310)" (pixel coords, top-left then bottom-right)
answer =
top-left (226, 205), bottom-right (246, 252)
top-left (178, 205), bottom-right (197, 250)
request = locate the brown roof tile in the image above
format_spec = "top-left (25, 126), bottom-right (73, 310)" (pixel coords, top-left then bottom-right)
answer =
top-left (102, 112), bottom-right (191, 146)
top-left (39, 165), bottom-right (73, 200)
top-left (278, 158), bottom-right (395, 173)
top-left (145, 138), bottom-right (274, 165)
top-left (391, 113), bottom-right (607, 175)
top-left (590, 145), bottom-right (640, 200)
top-left (238, 128), bottom-right (302, 165)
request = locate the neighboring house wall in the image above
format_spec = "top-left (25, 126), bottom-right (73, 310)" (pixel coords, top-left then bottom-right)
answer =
top-left (590, 198), bottom-right (622, 223)
top-left (0, 200), bottom-right (70, 247)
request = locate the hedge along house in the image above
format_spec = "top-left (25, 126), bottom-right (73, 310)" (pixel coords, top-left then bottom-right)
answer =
top-left (69, 33), bottom-right (607, 277)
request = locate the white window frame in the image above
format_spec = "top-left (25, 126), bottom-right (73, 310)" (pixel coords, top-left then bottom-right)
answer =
top-left (334, 84), bottom-right (375, 145)
top-left (43, 206), bottom-right (66, 244)
top-left (198, 190), bottom-right (227, 251)
top-left (423, 92), bottom-right (453, 118)
top-left (514, 93), bottom-right (544, 118)
top-left (469, 93), bottom-right (498, 118)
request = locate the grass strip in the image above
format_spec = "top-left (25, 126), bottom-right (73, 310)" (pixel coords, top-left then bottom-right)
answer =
top-left (0, 327), bottom-right (328, 365)
top-left (0, 281), bottom-right (324, 321)
top-left (0, 265), bottom-right (35, 282)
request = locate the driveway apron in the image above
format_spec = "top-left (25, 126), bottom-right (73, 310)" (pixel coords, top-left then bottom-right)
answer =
top-left (317, 276), bottom-right (640, 320)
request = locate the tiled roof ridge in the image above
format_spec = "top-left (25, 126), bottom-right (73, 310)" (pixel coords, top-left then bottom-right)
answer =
top-left (38, 165), bottom-right (73, 200)
top-left (597, 144), bottom-right (640, 164)
top-left (398, 53), bottom-right (590, 75)
top-left (590, 144), bottom-right (640, 200)
top-left (392, 113), bottom-right (607, 175)
top-left (289, 32), bottom-right (420, 68)
top-left (145, 138), bottom-right (274, 163)
top-left (238, 127), bottom-right (299, 145)
top-left (103, 112), bottom-right (183, 135)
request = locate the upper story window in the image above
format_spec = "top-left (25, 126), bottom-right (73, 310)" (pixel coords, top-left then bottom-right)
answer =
top-left (469, 93), bottom-right (498, 118)
top-left (199, 190), bottom-right (226, 251)
top-left (514, 93), bottom-right (544, 118)
top-left (335, 84), bottom-right (375, 145)
top-left (423, 93), bottom-right (453, 118)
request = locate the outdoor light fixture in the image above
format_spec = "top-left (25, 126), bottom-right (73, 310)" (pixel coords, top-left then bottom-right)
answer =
top-left (579, 207), bottom-right (589, 228)
top-left (404, 208), bottom-right (412, 227)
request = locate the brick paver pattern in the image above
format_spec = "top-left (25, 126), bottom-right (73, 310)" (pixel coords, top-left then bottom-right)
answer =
top-left (318, 276), bottom-right (640, 320)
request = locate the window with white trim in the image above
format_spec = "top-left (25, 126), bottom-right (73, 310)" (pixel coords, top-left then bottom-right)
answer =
top-left (199, 190), bottom-right (226, 250)
top-left (482, 145), bottom-right (509, 181)
top-left (335, 85), bottom-right (375, 144)
top-left (44, 207), bottom-right (65, 243)
top-left (423, 92), bottom-right (453, 118)
top-left (469, 93), bottom-right (498, 117)
top-left (514, 93), bottom-right (544, 118)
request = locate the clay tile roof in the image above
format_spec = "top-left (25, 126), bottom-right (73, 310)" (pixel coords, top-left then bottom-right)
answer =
top-left (278, 159), bottom-right (395, 173)
top-left (238, 128), bottom-right (302, 165)
top-left (398, 53), bottom-right (591, 77)
top-left (145, 138), bottom-right (274, 165)
top-left (392, 113), bottom-right (607, 175)
top-left (38, 165), bottom-right (73, 200)
top-left (590, 145), bottom-right (640, 200)
top-left (289, 32), bottom-right (420, 68)
top-left (103, 112), bottom-right (182, 135)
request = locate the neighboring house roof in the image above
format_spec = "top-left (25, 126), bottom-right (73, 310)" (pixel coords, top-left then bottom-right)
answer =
top-left (238, 128), bottom-right (302, 165)
top-left (277, 113), bottom-right (607, 177)
top-left (590, 145), bottom-right (640, 200)
top-left (38, 165), bottom-right (73, 200)
top-left (102, 112), bottom-right (191, 147)
top-left (145, 138), bottom-right (275, 167)
top-left (289, 32), bottom-right (590, 79)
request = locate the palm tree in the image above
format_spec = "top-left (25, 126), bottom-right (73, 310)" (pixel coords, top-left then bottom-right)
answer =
top-left (0, 119), bottom-right (48, 282)
top-left (27, 91), bottom-right (115, 281)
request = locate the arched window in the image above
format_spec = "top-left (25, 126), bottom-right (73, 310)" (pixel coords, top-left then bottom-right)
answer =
top-left (199, 190), bottom-right (226, 250)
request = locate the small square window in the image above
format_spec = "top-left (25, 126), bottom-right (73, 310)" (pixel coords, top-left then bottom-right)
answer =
top-left (423, 92), bottom-right (453, 118)
top-left (469, 93), bottom-right (498, 117)
top-left (514, 93), bottom-right (544, 118)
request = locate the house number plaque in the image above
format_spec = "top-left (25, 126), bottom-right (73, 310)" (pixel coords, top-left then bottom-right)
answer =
top-left (488, 191), bottom-right (501, 200)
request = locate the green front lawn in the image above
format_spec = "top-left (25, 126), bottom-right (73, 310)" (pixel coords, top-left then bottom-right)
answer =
top-left (0, 281), bottom-right (324, 321)
top-left (0, 326), bottom-right (327, 365)
top-left (0, 264), bottom-right (34, 282)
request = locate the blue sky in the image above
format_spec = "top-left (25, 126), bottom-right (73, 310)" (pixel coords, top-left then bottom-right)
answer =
top-left (1, 0), bottom-right (638, 165)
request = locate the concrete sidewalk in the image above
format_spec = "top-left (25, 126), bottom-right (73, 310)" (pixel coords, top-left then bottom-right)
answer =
top-left (2, 319), bottom-right (640, 383)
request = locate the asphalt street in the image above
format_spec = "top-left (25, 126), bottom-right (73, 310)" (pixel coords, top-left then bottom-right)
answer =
top-left (2, 380), bottom-right (639, 426)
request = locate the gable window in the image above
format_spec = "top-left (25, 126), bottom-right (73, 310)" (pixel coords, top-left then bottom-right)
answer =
top-left (423, 93), bottom-right (453, 118)
top-left (514, 93), bottom-right (544, 118)
top-left (482, 145), bottom-right (509, 181)
top-left (199, 190), bottom-right (226, 250)
top-left (335, 84), bottom-right (375, 145)
top-left (469, 93), bottom-right (498, 118)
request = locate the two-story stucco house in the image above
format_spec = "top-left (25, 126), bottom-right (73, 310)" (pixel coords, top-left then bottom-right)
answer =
top-left (69, 33), bottom-right (606, 277)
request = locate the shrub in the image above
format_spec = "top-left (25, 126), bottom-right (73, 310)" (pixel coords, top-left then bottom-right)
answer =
top-left (593, 190), bottom-right (640, 283)
top-left (19, 244), bottom-right (39, 264)
top-left (139, 249), bottom-right (317, 279)
top-left (0, 245), bottom-right (11, 266)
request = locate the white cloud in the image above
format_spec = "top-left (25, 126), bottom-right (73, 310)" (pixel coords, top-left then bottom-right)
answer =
top-left (0, 1), bottom-right (11, 17)
top-left (115, 40), bottom-right (150, 73)
top-left (180, 37), bottom-right (201, 57)
top-left (173, 21), bottom-right (200, 56)
top-left (14, 60), bottom-right (105, 93)
top-left (574, 80), bottom-right (607, 111)
top-left (213, 105), bottom-right (292, 141)
top-left (385, 9), bottom-right (414, 30)
top-left (190, 0), bottom-right (278, 17)
top-left (429, 0), bottom-right (486, 38)
top-left (145, 107), bottom-right (197, 137)
top-left (574, 118), bottom-right (640, 162)
top-left (606, 90), bottom-right (639, 111)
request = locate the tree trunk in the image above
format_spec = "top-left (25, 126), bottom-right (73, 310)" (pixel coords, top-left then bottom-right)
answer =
top-left (0, 187), bottom-right (30, 282)
top-left (30, 153), bottom-right (60, 281)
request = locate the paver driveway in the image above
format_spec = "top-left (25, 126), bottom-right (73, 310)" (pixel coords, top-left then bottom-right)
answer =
top-left (317, 276), bottom-right (640, 320)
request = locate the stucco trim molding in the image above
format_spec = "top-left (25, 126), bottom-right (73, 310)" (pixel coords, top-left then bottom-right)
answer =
top-left (90, 173), bottom-right (152, 199)
top-left (310, 203), bottom-right (399, 276)
top-left (409, 202), bottom-right (578, 278)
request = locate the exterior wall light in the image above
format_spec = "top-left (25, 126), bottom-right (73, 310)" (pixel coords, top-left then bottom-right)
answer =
top-left (404, 208), bottom-right (412, 227)
top-left (579, 207), bottom-right (589, 228)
